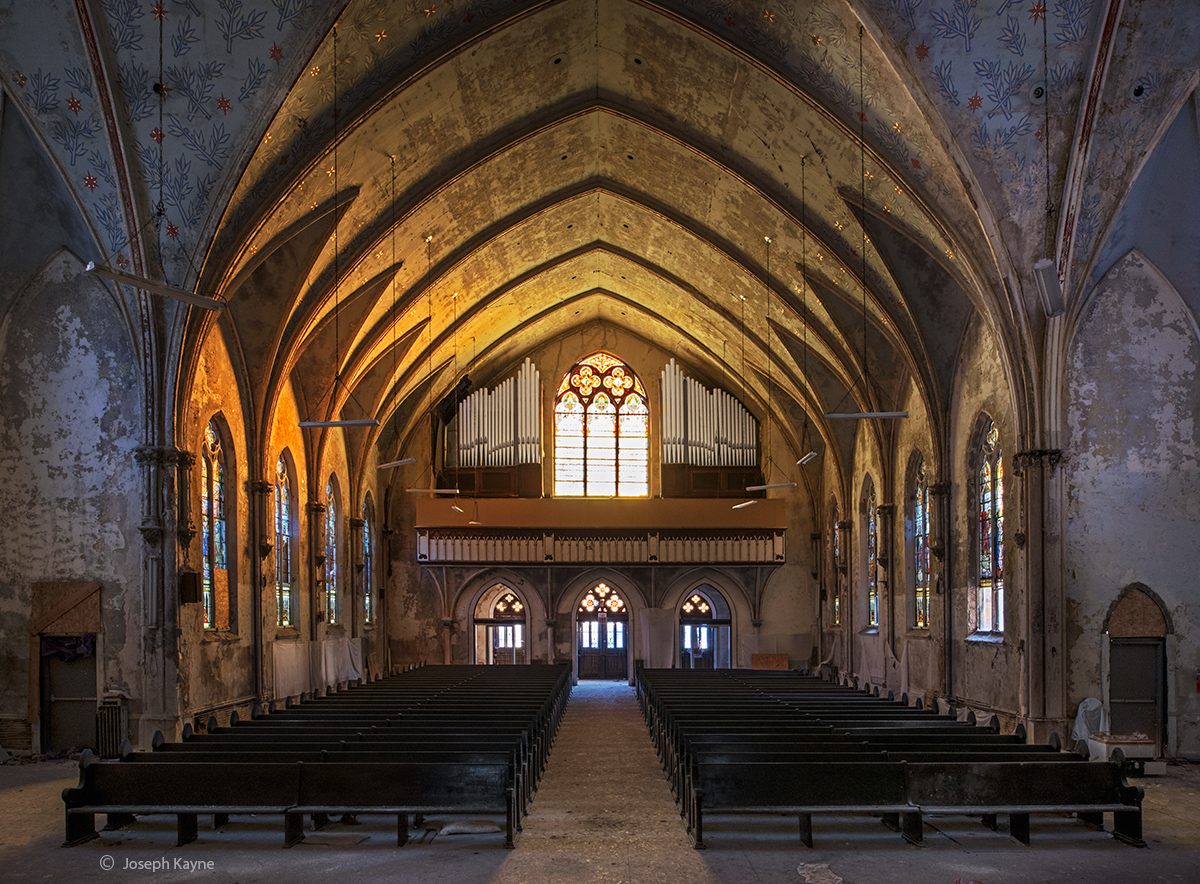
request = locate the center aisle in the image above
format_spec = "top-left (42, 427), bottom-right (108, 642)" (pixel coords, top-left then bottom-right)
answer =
top-left (493, 679), bottom-right (720, 884)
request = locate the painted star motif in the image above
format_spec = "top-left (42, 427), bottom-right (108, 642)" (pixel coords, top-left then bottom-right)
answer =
top-left (857, 111), bottom-right (867, 122)
top-left (811, 34), bottom-right (822, 46)
top-left (724, 16), bottom-right (735, 27)
top-left (376, 30), bottom-right (387, 41)
top-left (763, 10), bottom-right (774, 22)
top-left (424, 6), bottom-right (436, 16)
top-left (217, 94), bottom-right (230, 114)
top-left (83, 174), bottom-right (98, 191)
top-left (151, 127), bottom-right (164, 144)
top-left (463, 13), bottom-right (475, 23)
top-left (893, 121), bottom-right (902, 132)
top-left (13, 70), bottom-right (27, 87)
top-left (915, 41), bottom-right (929, 61)
top-left (911, 158), bottom-right (922, 170)
top-left (332, 106), bottom-right (341, 118)
top-left (1029, 1), bottom-right (1046, 23)
top-left (166, 223), bottom-right (179, 239)
top-left (279, 154), bottom-right (290, 165)
top-left (270, 43), bottom-right (283, 63)
top-left (1035, 126), bottom-right (1045, 143)
top-left (968, 92), bottom-right (983, 111)
top-left (310, 66), bottom-right (321, 77)
top-left (152, 3), bottom-right (167, 19)
top-left (67, 95), bottom-right (82, 115)
top-left (115, 254), bottom-right (130, 269)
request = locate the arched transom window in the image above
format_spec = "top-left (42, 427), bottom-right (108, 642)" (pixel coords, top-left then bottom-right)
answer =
top-left (493, 592), bottom-right (525, 619)
top-left (554, 353), bottom-right (648, 497)
top-left (578, 583), bottom-right (627, 615)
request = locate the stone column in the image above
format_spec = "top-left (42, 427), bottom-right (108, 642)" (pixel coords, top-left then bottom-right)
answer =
top-left (876, 504), bottom-right (897, 652)
top-left (308, 501), bottom-right (326, 641)
top-left (249, 480), bottom-right (273, 699)
top-left (1015, 449), bottom-right (1066, 741)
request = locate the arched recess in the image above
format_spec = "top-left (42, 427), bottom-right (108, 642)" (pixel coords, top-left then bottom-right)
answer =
top-left (473, 583), bottom-right (530, 666)
top-left (677, 585), bottom-right (732, 670)
top-left (453, 568), bottom-right (548, 664)
top-left (559, 570), bottom-right (647, 683)
top-left (662, 569), bottom-right (752, 669)
top-left (1101, 583), bottom-right (1175, 758)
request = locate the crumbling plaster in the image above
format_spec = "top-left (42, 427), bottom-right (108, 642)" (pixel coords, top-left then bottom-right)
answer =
top-left (1065, 250), bottom-right (1200, 754)
top-left (0, 255), bottom-right (141, 735)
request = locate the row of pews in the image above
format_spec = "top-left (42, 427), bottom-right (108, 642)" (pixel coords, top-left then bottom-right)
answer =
top-left (636, 667), bottom-right (1146, 849)
top-left (63, 663), bottom-right (571, 849)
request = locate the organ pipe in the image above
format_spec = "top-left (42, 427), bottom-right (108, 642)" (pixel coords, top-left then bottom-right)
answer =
top-left (660, 358), bottom-right (757, 467)
top-left (456, 357), bottom-right (541, 467)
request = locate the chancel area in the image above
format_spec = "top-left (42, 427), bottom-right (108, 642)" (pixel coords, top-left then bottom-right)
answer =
top-left (1, 0), bottom-right (1198, 796)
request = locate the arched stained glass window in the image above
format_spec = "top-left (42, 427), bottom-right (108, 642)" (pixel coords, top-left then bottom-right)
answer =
top-left (832, 507), bottom-right (842, 626)
top-left (866, 483), bottom-right (879, 627)
top-left (913, 459), bottom-right (931, 629)
top-left (201, 420), bottom-right (227, 629)
top-left (325, 478), bottom-right (340, 626)
top-left (554, 353), bottom-right (648, 497)
top-left (493, 592), bottom-right (525, 620)
top-left (275, 454), bottom-right (293, 628)
top-left (977, 423), bottom-right (1004, 634)
top-left (362, 496), bottom-right (375, 625)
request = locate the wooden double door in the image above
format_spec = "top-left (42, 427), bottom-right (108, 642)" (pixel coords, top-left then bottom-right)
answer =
top-left (577, 616), bottom-right (628, 680)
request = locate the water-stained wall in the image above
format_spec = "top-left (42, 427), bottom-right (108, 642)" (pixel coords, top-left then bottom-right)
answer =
top-left (1065, 251), bottom-right (1200, 754)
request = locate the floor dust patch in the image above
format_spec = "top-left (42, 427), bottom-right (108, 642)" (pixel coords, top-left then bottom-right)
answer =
top-left (798, 862), bottom-right (844, 884)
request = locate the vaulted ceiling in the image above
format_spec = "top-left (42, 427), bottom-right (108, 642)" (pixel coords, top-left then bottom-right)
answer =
top-left (8, 0), bottom-right (1190, 482)
top-left (197, 0), bottom-right (1002, 477)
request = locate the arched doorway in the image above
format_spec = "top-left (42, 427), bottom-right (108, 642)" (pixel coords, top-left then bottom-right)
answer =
top-left (679, 586), bottom-right (732, 669)
top-left (1105, 585), bottom-right (1171, 755)
top-left (474, 584), bottom-right (527, 665)
top-left (577, 582), bottom-right (628, 679)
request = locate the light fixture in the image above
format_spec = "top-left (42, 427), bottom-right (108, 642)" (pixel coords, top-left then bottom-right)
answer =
top-left (732, 499), bottom-right (758, 510)
top-left (86, 262), bottom-right (226, 311)
top-left (404, 487), bottom-right (460, 495)
top-left (824, 411), bottom-right (908, 420)
top-left (451, 504), bottom-right (463, 513)
top-left (298, 24), bottom-right (379, 431)
top-left (299, 419), bottom-right (379, 428)
top-left (745, 235), bottom-right (796, 494)
top-left (1033, 258), bottom-right (1064, 317)
top-left (377, 457), bottom-right (418, 470)
top-left (798, 451), bottom-right (818, 466)
top-left (823, 27), bottom-right (907, 424)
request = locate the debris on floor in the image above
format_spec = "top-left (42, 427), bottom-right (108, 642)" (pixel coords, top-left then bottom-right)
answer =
top-left (798, 862), bottom-right (843, 884)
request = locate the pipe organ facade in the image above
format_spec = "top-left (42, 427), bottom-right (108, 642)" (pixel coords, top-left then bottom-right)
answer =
top-left (456, 357), bottom-right (542, 467)
top-left (660, 359), bottom-right (757, 466)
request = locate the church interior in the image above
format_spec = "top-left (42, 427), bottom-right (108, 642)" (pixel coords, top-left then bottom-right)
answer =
top-left (2, 0), bottom-right (1199, 837)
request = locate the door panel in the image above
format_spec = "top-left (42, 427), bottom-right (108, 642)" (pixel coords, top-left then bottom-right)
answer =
top-left (578, 618), bottom-right (627, 679)
top-left (41, 646), bottom-right (97, 753)
top-left (1110, 638), bottom-right (1165, 754)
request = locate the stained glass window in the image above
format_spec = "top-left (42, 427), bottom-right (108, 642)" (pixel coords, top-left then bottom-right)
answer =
top-left (554, 353), bottom-right (649, 496)
top-left (325, 478), bottom-right (339, 625)
top-left (493, 592), bottom-right (525, 620)
top-left (201, 420), bottom-right (227, 629)
top-left (866, 484), bottom-right (879, 627)
top-left (832, 509), bottom-right (842, 625)
top-left (913, 459), bottom-right (930, 629)
top-left (362, 497), bottom-right (374, 624)
top-left (275, 455), bottom-right (293, 627)
top-left (977, 423), bottom-right (1004, 634)
top-left (578, 583), bottom-right (627, 614)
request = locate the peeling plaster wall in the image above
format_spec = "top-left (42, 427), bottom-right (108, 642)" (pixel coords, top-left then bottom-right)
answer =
top-left (948, 314), bottom-right (1021, 715)
top-left (0, 257), bottom-right (141, 738)
top-left (849, 417), bottom-right (887, 686)
top-left (1065, 252), bottom-right (1200, 754)
top-left (179, 325), bottom-right (254, 720)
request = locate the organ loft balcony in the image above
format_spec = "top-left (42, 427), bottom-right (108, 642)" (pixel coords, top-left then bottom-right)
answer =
top-left (414, 497), bottom-right (786, 566)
